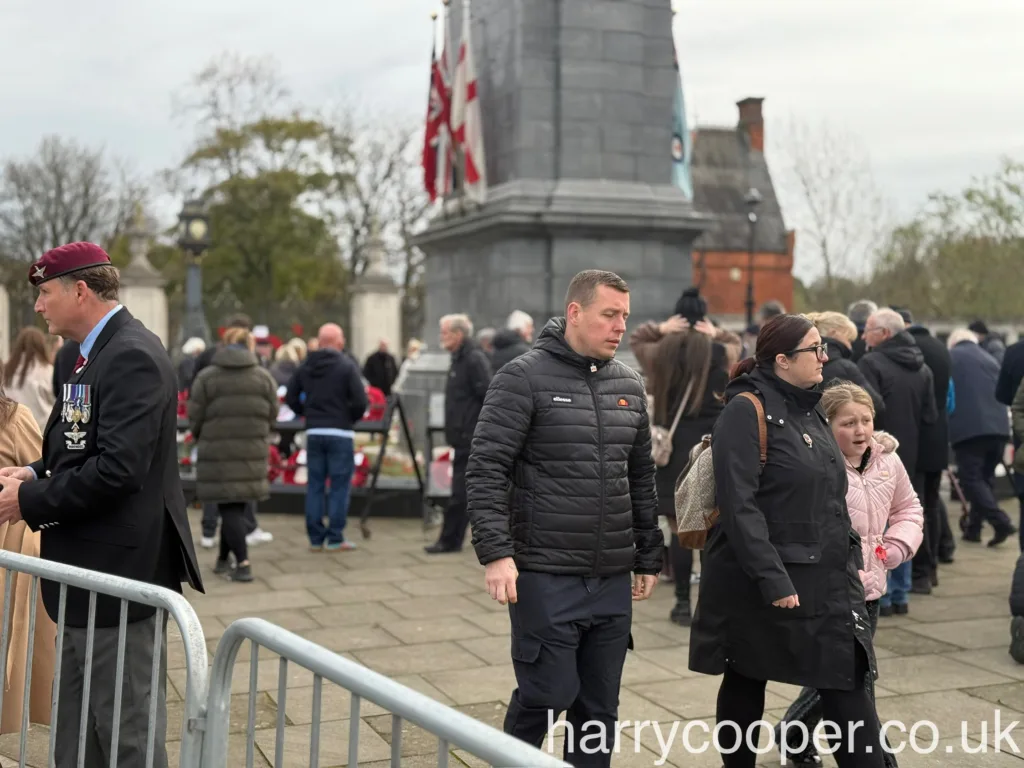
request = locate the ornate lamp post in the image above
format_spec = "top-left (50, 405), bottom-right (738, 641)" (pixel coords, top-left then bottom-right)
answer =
top-left (744, 187), bottom-right (762, 328)
top-left (177, 199), bottom-right (211, 343)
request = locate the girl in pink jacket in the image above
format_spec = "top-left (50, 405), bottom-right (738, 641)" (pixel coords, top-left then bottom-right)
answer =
top-left (822, 382), bottom-right (924, 617)
top-left (776, 382), bottom-right (923, 766)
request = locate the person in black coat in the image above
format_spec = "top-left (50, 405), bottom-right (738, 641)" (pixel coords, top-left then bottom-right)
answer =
top-left (426, 314), bottom-right (492, 553)
top-left (466, 270), bottom-right (661, 767)
top-left (489, 310), bottom-right (534, 373)
top-left (689, 314), bottom-right (885, 767)
top-left (361, 340), bottom-right (399, 396)
top-left (857, 309), bottom-right (938, 480)
top-left (906, 318), bottom-right (955, 583)
top-left (0, 242), bottom-right (204, 768)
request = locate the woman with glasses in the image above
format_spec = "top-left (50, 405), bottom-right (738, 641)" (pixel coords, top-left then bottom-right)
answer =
top-left (688, 314), bottom-right (885, 767)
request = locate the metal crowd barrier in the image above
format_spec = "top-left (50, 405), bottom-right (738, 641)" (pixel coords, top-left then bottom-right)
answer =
top-left (200, 617), bottom-right (571, 768)
top-left (0, 550), bottom-right (208, 768)
top-left (0, 551), bottom-right (570, 768)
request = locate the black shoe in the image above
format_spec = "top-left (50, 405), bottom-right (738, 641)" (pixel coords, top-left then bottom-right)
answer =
top-left (424, 543), bottom-right (460, 554)
top-left (213, 558), bottom-right (231, 575)
top-left (930, 569), bottom-right (939, 587)
top-left (910, 577), bottom-right (932, 595)
top-left (669, 601), bottom-right (691, 626)
top-left (893, 603), bottom-right (909, 615)
top-left (229, 564), bottom-right (254, 582)
top-left (879, 604), bottom-right (893, 617)
top-left (963, 532), bottom-right (982, 543)
top-left (1010, 616), bottom-right (1024, 664)
top-left (939, 553), bottom-right (955, 564)
top-left (990, 526), bottom-right (1017, 547)
top-left (773, 722), bottom-right (822, 764)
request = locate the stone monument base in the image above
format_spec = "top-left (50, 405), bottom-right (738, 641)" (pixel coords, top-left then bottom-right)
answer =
top-left (415, 178), bottom-right (709, 345)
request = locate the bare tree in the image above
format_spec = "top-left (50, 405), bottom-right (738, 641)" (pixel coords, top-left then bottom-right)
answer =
top-left (0, 136), bottom-right (145, 325)
top-left (323, 111), bottom-right (431, 341)
top-left (772, 117), bottom-right (892, 291)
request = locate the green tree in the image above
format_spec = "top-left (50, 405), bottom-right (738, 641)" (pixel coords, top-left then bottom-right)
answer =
top-left (866, 158), bottom-right (1024, 321)
top-left (170, 54), bottom-right (350, 333)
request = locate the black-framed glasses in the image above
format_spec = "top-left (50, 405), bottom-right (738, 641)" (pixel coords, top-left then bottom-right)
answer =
top-left (787, 344), bottom-right (828, 360)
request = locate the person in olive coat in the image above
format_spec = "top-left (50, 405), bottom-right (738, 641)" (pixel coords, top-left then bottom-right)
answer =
top-left (688, 314), bottom-right (884, 767)
top-left (188, 327), bottom-right (279, 582)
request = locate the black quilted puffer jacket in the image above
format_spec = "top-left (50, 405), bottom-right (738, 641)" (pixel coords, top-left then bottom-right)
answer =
top-left (465, 317), bottom-right (662, 576)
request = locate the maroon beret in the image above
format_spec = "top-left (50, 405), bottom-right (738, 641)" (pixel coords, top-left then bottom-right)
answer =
top-left (29, 242), bottom-right (111, 286)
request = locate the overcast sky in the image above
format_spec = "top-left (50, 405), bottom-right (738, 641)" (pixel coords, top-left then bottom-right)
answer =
top-left (2, 0), bottom-right (1021, 281)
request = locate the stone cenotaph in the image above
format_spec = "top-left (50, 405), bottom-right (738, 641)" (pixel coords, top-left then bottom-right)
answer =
top-left (412, 0), bottom-right (710, 353)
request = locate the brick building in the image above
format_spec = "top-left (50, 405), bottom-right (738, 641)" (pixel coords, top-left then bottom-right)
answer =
top-left (691, 97), bottom-right (795, 325)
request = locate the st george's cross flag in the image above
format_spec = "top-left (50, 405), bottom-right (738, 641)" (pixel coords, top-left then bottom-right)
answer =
top-left (451, 0), bottom-right (487, 204)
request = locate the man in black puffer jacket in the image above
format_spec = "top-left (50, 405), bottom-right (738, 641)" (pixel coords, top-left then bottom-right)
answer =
top-left (466, 269), bottom-right (661, 766)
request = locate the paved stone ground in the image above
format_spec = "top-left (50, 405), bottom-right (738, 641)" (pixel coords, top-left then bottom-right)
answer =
top-left (5, 503), bottom-right (1024, 767)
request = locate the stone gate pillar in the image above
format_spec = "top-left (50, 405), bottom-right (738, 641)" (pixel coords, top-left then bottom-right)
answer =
top-left (119, 208), bottom-right (169, 348)
top-left (350, 220), bottom-right (402, 365)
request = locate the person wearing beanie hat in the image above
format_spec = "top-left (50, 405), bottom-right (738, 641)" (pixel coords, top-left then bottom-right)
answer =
top-left (673, 287), bottom-right (708, 327)
top-left (0, 242), bottom-right (204, 767)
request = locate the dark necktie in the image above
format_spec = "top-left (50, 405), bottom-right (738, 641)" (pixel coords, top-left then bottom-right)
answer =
top-left (74, 354), bottom-right (86, 373)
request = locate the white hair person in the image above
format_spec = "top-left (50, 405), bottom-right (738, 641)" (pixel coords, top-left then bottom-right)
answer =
top-left (947, 327), bottom-right (979, 350)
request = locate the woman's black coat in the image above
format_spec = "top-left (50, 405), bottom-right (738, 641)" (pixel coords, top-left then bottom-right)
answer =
top-left (688, 367), bottom-right (877, 691)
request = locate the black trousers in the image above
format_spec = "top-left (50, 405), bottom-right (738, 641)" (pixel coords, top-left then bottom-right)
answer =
top-left (504, 571), bottom-right (632, 768)
top-left (776, 600), bottom-right (896, 766)
top-left (667, 533), bottom-right (704, 602)
top-left (912, 471), bottom-right (942, 582)
top-left (437, 449), bottom-right (469, 550)
top-left (202, 501), bottom-right (257, 538)
top-left (955, 436), bottom-right (1014, 537)
top-left (218, 502), bottom-right (249, 563)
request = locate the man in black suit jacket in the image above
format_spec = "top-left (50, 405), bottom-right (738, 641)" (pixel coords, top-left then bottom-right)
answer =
top-left (0, 241), bottom-right (204, 768)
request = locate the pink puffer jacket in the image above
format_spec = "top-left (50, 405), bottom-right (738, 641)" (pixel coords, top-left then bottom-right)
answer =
top-left (845, 432), bottom-right (924, 601)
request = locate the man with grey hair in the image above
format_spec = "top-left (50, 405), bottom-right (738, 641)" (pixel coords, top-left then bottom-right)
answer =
top-left (490, 309), bottom-right (534, 372)
top-left (476, 327), bottom-right (496, 355)
top-left (427, 313), bottom-right (492, 553)
top-left (847, 299), bottom-right (878, 361)
top-left (858, 308), bottom-right (937, 609)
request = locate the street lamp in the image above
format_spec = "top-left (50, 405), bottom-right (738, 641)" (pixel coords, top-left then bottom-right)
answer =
top-left (744, 187), bottom-right (762, 328)
top-left (177, 199), bottom-right (212, 343)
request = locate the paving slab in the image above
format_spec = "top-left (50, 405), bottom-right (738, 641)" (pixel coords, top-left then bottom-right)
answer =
top-left (5, 501), bottom-right (1023, 767)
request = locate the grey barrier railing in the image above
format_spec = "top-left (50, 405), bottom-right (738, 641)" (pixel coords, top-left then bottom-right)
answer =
top-left (200, 617), bottom-right (571, 768)
top-left (0, 551), bottom-right (571, 768)
top-left (0, 550), bottom-right (208, 768)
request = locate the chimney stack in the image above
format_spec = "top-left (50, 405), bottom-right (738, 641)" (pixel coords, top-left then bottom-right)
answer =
top-left (737, 97), bottom-right (765, 152)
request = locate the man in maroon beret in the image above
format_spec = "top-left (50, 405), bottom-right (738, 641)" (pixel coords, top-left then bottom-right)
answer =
top-left (0, 242), bottom-right (204, 768)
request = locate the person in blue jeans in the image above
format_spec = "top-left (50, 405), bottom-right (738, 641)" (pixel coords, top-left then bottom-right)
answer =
top-left (286, 323), bottom-right (368, 550)
top-left (880, 561), bottom-right (912, 616)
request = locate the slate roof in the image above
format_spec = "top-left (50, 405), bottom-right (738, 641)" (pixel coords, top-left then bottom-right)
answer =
top-left (691, 128), bottom-right (790, 254)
